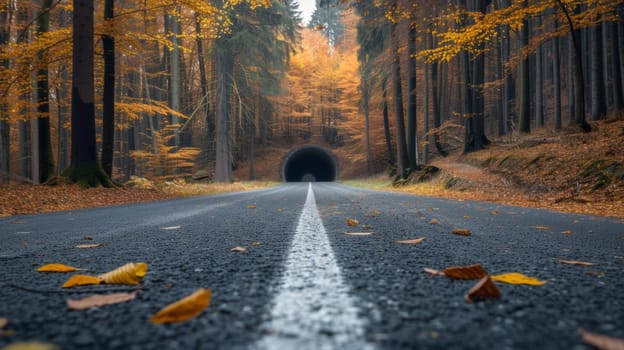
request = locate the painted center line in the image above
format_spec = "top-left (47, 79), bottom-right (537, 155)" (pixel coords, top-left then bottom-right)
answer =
top-left (255, 183), bottom-right (374, 350)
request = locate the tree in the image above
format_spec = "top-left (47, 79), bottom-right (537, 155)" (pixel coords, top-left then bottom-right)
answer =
top-left (101, 0), bottom-right (115, 177)
top-left (65, 0), bottom-right (113, 187)
top-left (0, 0), bottom-right (9, 182)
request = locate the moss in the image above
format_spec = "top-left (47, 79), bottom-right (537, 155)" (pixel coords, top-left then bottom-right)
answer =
top-left (62, 163), bottom-right (117, 189)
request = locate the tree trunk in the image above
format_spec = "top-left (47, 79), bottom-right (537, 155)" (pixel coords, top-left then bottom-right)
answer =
top-left (423, 35), bottom-right (430, 165)
top-left (590, 21), bottom-right (607, 120)
top-left (381, 78), bottom-right (395, 168)
top-left (390, 20), bottom-right (408, 179)
top-left (612, 19), bottom-right (624, 111)
top-left (215, 43), bottom-right (233, 182)
top-left (518, 6), bottom-right (531, 134)
top-left (35, 0), bottom-right (55, 183)
top-left (534, 16), bottom-right (544, 128)
top-left (169, 1), bottom-right (181, 146)
top-left (554, 29), bottom-right (562, 130)
top-left (66, 0), bottom-right (113, 187)
top-left (101, 0), bottom-right (115, 177)
top-left (406, 23), bottom-right (418, 170)
top-left (362, 80), bottom-right (372, 175)
top-left (0, 1), bottom-right (9, 182)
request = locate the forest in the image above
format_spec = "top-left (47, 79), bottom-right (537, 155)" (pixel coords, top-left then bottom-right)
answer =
top-left (0, 0), bottom-right (623, 187)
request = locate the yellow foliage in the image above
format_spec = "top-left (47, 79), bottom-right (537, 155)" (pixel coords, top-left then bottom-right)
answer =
top-left (150, 288), bottom-right (212, 324)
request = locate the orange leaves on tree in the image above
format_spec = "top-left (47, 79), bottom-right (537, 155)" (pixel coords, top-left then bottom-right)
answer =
top-left (98, 262), bottom-right (148, 285)
top-left (150, 288), bottom-right (212, 324)
top-left (37, 263), bottom-right (83, 273)
top-left (62, 275), bottom-right (102, 288)
top-left (465, 276), bottom-right (501, 303)
top-left (443, 264), bottom-right (489, 280)
top-left (491, 273), bottom-right (546, 286)
top-left (67, 292), bottom-right (138, 310)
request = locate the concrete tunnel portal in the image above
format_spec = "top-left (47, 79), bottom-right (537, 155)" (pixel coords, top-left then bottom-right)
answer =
top-left (280, 146), bottom-right (338, 182)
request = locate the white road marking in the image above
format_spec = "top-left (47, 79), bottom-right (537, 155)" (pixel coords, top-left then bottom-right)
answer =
top-left (254, 183), bottom-right (374, 350)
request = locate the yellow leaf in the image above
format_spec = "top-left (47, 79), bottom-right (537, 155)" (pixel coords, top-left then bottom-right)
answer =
top-left (62, 275), bottom-right (102, 288)
top-left (37, 263), bottom-right (82, 273)
top-left (150, 288), bottom-right (212, 324)
top-left (248, 205), bottom-right (257, 209)
top-left (491, 273), bottom-right (546, 286)
top-left (397, 237), bottom-right (426, 244)
top-left (346, 218), bottom-right (359, 227)
top-left (67, 292), bottom-right (137, 310)
top-left (251, 242), bottom-right (261, 246)
top-left (98, 262), bottom-right (148, 285)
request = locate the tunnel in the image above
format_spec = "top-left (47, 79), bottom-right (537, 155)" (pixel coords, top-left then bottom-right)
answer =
top-left (280, 145), bottom-right (339, 182)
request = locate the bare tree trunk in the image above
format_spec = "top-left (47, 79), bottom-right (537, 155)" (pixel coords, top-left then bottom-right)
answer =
top-left (407, 23), bottom-right (418, 170)
top-left (362, 81), bottom-right (372, 174)
top-left (554, 27), bottom-right (562, 130)
top-left (215, 44), bottom-right (233, 182)
top-left (534, 16), bottom-right (544, 128)
top-left (518, 4), bottom-right (531, 134)
top-left (169, 1), bottom-right (181, 146)
top-left (612, 19), bottom-right (624, 111)
top-left (590, 21), bottom-right (607, 120)
top-left (381, 78), bottom-right (395, 168)
top-left (390, 19), bottom-right (408, 179)
top-left (101, 0), bottom-right (115, 177)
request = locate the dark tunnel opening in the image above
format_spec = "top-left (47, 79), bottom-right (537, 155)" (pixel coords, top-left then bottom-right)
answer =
top-left (280, 146), bottom-right (338, 182)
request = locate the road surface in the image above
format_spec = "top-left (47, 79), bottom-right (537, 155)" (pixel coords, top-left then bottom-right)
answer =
top-left (1, 183), bottom-right (623, 349)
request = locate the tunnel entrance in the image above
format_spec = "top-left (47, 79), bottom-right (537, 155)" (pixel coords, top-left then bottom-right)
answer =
top-left (280, 145), bottom-right (338, 182)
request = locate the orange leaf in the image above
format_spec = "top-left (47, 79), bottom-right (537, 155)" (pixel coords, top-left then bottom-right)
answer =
top-left (150, 288), bottom-right (212, 324)
top-left (62, 275), bottom-right (102, 288)
top-left (67, 292), bottom-right (137, 310)
top-left (452, 229), bottom-right (472, 236)
top-left (559, 259), bottom-right (596, 266)
top-left (465, 276), bottom-right (501, 302)
top-left (397, 237), bottom-right (426, 244)
top-left (423, 267), bottom-right (445, 276)
top-left (231, 246), bottom-right (247, 253)
top-left (98, 262), bottom-right (148, 285)
top-left (578, 328), bottom-right (624, 350)
top-left (346, 218), bottom-right (359, 227)
top-left (37, 263), bottom-right (82, 273)
top-left (248, 205), bottom-right (257, 209)
top-left (444, 264), bottom-right (488, 280)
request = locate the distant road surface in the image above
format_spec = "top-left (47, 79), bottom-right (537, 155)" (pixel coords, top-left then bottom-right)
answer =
top-left (1, 183), bottom-right (623, 349)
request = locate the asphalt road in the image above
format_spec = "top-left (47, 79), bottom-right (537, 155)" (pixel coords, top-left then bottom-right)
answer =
top-left (1, 183), bottom-right (623, 349)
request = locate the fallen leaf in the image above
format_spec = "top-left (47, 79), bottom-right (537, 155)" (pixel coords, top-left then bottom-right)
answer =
top-left (231, 246), bottom-right (247, 253)
top-left (559, 259), bottom-right (596, 266)
top-left (452, 229), bottom-right (472, 236)
top-left (1, 341), bottom-right (59, 350)
top-left (491, 273), bottom-right (546, 286)
top-left (578, 328), bottom-right (624, 350)
top-left (74, 243), bottom-right (103, 249)
top-left (429, 218), bottom-right (440, 225)
top-left (560, 230), bottom-right (574, 235)
top-left (397, 237), bottom-right (426, 244)
top-left (150, 288), bottom-right (212, 324)
top-left (161, 226), bottom-right (181, 230)
top-left (465, 276), bottom-right (501, 302)
top-left (423, 268), bottom-right (445, 276)
top-left (247, 205), bottom-right (257, 209)
top-left (67, 291), bottom-right (138, 310)
top-left (83, 235), bottom-right (93, 240)
top-left (37, 263), bottom-right (82, 273)
top-left (364, 209), bottom-right (382, 217)
top-left (98, 262), bottom-right (148, 285)
top-left (361, 224), bottom-right (374, 229)
top-left (62, 275), bottom-right (102, 288)
top-left (346, 218), bottom-right (359, 227)
top-left (532, 226), bottom-right (550, 230)
top-left (444, 264), bottom-right (488, 280)
top-left (345, 232), bottom-right (373, 236)
top-left (251, 242), bottom-right (261, 246)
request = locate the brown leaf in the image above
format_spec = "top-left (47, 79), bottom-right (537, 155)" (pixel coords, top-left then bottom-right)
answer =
top-left (150, 288), bottom-right (212, 324)
top-left (346, 218), bottom-right (359, 227)
top-left (578, 328), bottom-right (624, 350)
top-left (62, 275), bottom-right (102, 288)
top-left (74, 243), bottom-right (103, 249)
top-left (423, 267), bottom-right (445, 276)
top-left (67, 291), bottom-right (137, 310)
top-left (231, 246), bottom-right (247, 253)
top-left (397, 237), bottom-right (426, 245)
top-left (465, 276), bottom-right (501, 302)
top-left (345, 232), bottom-right (373, 236)
top-left (559, 259), bottom-right (596, 266)
top-left (452, 229), bottom-right (472, 236)
top-left (98, 262), bottom-right (148, 285)
top-left (444, 264), bottom-right (489, 280)
top-left (429, 218), bottom-right (440, 225)
top-left (37, 263), bottom-right (83, 273)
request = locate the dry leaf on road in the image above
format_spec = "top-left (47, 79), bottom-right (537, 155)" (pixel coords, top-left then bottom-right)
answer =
top-left (75, 243), bottom-right (103, 249)
top-left (491, 273), bottom-right (546, 286)
top-left (1, 341), bottom-right (59, 350)
top-left (151, 288), bottom-right (212, 324)
top-left (444, 264), bottom-right (488, 280)
top-left (160, 226), bottom-right (181, 230)
top-left (578, 328), bottom-right (624, 350)
top-left (532, 226), bottom-right (550, 230)
top-left (423, 268), bottom-right (446, 276)
top-left (37, 263), bottom-right (83, 273)
top-left (559, 259), bottom-right (596, 266)
top-left (0, 318), bottom-right (7, 329)
top-left (62, 275), bottom-right (102, 288)
top-left (231, 246), bottom-right (247, 253)
top-left (247, 205), bottom-right (257, 209)
top-left (67, 291), bottom-right (138, 310)
top-left (465, 276), bottom-right (501, 302)
top-left (98, 262), bottom-right (148, 285)
top-left (397, 237), bottom-right (426, 244)
top-left (346, 218), bottom-right (359, 227)
top-left (429, 218), bottom-right (440, 225)
top-left (452, 229), bottom-right (472, 236)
